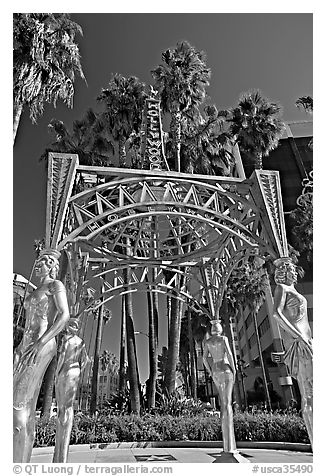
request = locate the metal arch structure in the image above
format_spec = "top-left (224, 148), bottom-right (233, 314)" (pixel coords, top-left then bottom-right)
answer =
top-left (45, 152), bottom-right (289, 320)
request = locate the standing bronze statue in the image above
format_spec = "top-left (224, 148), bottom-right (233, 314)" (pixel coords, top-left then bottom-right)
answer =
top-left (53, 318), bottom-right (89, 463)
top-left (13, 249), bottom-right (69, 463)
top-left (203, 320), bottom-right (238, 454)
top-left (273, 257), bottom-right (313, 448)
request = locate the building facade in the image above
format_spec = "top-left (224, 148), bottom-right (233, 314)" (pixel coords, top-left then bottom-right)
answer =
top-left (234, 121), bottom-right (313, 408)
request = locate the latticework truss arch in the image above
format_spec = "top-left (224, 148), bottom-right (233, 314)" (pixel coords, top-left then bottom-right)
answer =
top-left (46, 154), bottom-right (289, 321)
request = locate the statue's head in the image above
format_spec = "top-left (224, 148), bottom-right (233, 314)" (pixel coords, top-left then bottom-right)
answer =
top-left (210, 319), bottom-right (223, 336)
top-left (274, 257), bottom-right (297, 285)
top-left (35, 248), bottom-right (61, 279)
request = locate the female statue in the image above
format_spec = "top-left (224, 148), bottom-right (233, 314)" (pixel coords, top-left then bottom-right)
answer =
top-left (273, 257), bottom-right (313, 447)
top-left (203, 320), bottom-right (237, 453)
top-left (13, 249), bottom-right (70, 463)
top-left (53, 317), bottom-right (89, 463)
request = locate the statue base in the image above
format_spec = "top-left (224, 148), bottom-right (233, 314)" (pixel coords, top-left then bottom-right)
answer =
top-left (217, 450), bottom-right (250, 463)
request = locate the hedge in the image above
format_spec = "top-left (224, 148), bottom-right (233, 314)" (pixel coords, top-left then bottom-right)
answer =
top-left (34, 411), bottom-right (309, 447)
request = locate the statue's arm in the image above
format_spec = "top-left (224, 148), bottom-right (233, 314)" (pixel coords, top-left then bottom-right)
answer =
top-left (273, 285), bottom-right (311, 346)
top-left (224, 337), bottom-right (236, 375)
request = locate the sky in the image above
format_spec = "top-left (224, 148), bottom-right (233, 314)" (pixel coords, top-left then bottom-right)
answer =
top-left (11, 11), bottom-right (313, 383)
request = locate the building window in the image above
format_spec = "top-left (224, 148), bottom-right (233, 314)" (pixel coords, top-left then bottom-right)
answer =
top-left (245, 313), bottom-right (253, 330)
top-left (248, 334), bottom-right (256, 349)
top-left (258, 316), bottom-right (270, 337)
top-left (241, 343), bottom-right (248, 356)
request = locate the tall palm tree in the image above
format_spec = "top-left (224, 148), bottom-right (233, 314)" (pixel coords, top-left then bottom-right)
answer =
top-left (152, 41), bottom-right (210, 395)
top-left (227, 89), bottom-right (285, 169)
top-left (151, 41), bottom-right (211, 172)
top-left (13, 13), bottom-right (85, 143)
top-left (40, 109), bottom-right (115, 166)
top-left (97, 74), bottom-right (147, 167)
top-left (98, 75), bottom-right (147, 413)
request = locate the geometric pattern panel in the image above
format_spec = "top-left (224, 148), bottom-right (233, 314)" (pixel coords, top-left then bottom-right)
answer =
top-left (46, 152), bottom-right (79, 249)
top-left (59, 171), bottom-right (278, 267)
top-left (251, 169), bottom-right (288, 258)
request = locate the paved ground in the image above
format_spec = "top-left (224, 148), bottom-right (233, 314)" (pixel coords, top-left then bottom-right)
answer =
top-left (31, 443), bottom-right (313, 464)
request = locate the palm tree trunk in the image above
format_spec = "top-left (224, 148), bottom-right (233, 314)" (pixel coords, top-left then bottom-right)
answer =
top-left (171, 108), bottom-right (182, 172)
top-left (147, 217), bottom-right (159, 409)
top-left (146, 276), bottom-right (159, 409)
top-left (123, 238), bottom-right (141, 414)
top-left (188, 311), bottom-right (197, 398)
top-left (124, 288), bottom-right (141, 414)
top-left (13, 101), bottom-right (23, 144)
top-left (164, 281), bottom-right (185, 394)
top-left (118, 296), bottom-right (127, 395)
top-left (90, 285), bottom-right (105, 415)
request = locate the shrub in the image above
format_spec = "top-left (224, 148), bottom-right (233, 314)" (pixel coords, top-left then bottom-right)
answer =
top-left (34, 411), bottom-right (309, 447)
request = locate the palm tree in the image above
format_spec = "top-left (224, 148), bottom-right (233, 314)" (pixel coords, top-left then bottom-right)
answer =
top-left (151, 41), bottom-right (211, 172)
top-left (97, 74), bottom-right (147, 167)
top-left (98, 75), bottom-right (147, 413)
top-left (13, 13), bottom-right (85, 143)
top-left (295, 96), bottom-right (313, 113)
top-left (152, 41), bottom-right (210, 394)
top-left (226, 89), bottom-right (285, 169)
top-left (40, 109), bottom-right (115, 166)
top-left (180, 105), bottom-right (235, 175)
